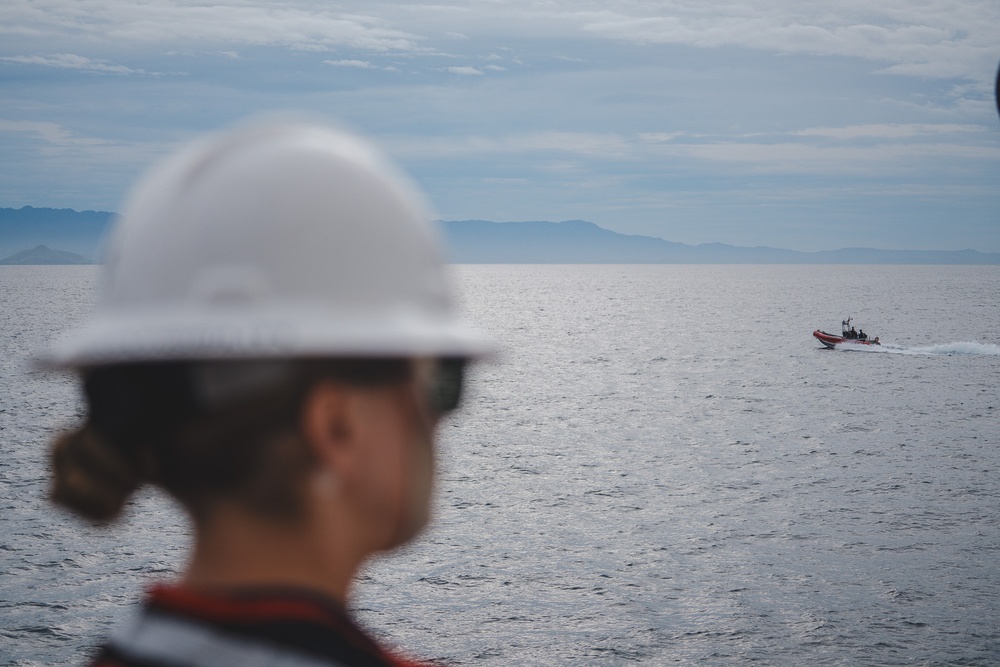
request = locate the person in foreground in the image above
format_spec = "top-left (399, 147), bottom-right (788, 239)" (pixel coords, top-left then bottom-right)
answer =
top-left (43, 120), bottom-right (493, 666)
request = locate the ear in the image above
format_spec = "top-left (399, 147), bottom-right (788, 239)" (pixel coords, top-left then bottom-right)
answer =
top-left (300, 381), bottom-right (357, 480)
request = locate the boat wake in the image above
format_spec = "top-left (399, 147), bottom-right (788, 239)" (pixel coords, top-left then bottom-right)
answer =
top-left (834, 341), bottom-right (1000, 356)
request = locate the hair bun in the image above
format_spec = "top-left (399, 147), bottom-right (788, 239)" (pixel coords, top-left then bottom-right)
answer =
top-left (50, 426), bottom-right (141, 522)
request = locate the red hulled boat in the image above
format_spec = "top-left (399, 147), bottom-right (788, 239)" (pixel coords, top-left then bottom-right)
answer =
top-left (813, 317), bottom-right (880, 349)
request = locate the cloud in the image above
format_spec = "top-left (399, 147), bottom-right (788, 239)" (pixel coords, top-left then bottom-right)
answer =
top-left (0, 119), bottom-right (80, 144)
top-left (674, 140), bottom-right (1000, 174)
top-left (390, 131), bottom-right (633, 159)
top-left (446, 66), bottom-right (484, 75)
top-left (2, 1), bottom-right (993, 81)
top-left (0, 119), bottom-right (150, 157)
top-left (791, 124), bottom-right (980, 139)
top-left (639, 132), bottom-right (684, 143)
top-left (0, 53), bottom-right (148, 75)
top-left (387, 125), bottom-right (999, 180)
top-left (324, 59), bottom-right (378, 69)
top-left (0, 1), bottom-right (426, 53)
top-left (572, 2), bottom-right (998, 80)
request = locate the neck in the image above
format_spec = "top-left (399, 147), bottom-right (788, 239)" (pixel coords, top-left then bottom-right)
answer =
top-left (181, 503), bottom-right (365, 604)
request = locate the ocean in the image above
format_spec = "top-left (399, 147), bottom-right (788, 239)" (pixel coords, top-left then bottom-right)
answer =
top-left (2, 264), bottom-right (998, 666)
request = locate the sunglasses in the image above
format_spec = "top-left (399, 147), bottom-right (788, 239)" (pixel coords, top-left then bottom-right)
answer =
top-left (419, 357), bottom-right (466, 415)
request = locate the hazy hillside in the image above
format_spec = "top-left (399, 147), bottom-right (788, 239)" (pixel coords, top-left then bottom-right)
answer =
top-left (0, 206), bottom-right (113, 261)
top-left (0, 245), bottom-right (93, 265)
top-left (1, 208), bottom-right (997, 264)
top-left (441, 220), bottom-right (1000, 264)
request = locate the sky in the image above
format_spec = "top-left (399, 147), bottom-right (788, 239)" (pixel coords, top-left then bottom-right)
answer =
top-left (1, 1), bottom-right (998, 252)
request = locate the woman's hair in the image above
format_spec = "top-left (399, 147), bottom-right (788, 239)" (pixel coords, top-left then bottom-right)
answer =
top-left (50, 358), bottom-right (410, 523)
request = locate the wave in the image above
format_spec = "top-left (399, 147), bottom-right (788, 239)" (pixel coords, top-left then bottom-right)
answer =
top-left (835, 341), bottom-right (1000, 356)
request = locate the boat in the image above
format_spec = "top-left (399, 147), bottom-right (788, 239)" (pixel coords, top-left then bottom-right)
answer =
top-left (813, 317), bottom-right (880, 349)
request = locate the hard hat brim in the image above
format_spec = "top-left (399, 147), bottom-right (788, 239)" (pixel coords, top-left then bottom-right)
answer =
top-left (39, 305), bottom-right (497, 369)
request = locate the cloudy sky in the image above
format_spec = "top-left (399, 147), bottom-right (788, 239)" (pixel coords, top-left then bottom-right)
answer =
top-left (1, 0), bottom-right (998, 252)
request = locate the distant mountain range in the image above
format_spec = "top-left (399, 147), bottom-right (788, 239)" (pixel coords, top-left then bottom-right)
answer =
top-left (0, 245), bottom-right (93, 265)
top-left (2, 207), bottom-right (998, 265)
top-left (443, 220), bottom-right (1000, 264)
top-left (0, 207), bottom-right (112, 263)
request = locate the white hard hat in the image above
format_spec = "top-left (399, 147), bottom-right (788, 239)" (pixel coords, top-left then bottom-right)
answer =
top-left (43, 120), bottom-right (494, 368)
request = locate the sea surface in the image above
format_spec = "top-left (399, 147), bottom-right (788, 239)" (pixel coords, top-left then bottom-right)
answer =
top-left (1, 264), bottom-right (998, 666)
